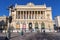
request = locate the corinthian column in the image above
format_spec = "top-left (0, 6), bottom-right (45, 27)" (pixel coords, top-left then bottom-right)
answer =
top-left (34, 11), bottom-right (35, 19)
top-left (31, 11), bottom-right (32, 19)
top-left (28, 11), bottom-right (29, 19)
top-left (37, 11), bottom-right (38, 19)
top-left (25, 11), bottom-right (27, 19)
top-left (23, 11), bottom-right (24, 19)
top-left (20, 11), bottom-right (21, 19)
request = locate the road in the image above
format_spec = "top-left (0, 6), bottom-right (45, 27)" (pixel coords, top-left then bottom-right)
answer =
top-left (10, 32), bottom-right (60, 40)
top-left (0, 32), bottom-right (60, 40)
top-left (0, 33), bottom-right (7, 40)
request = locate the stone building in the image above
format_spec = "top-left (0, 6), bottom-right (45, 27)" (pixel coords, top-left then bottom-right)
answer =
top-left (55, 16), bottom-right (60, 27)
top-left (10, 3), bottom-right (53, 32)
top-left (0, 16), bottom-right (6, 22)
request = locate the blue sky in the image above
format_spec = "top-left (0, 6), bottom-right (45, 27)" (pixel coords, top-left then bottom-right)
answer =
top-left (0, 0), bottom-right (60, 19)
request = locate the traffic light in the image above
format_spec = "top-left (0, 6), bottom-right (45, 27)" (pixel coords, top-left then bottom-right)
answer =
top-left (9, 16), bottom-right (12, 23)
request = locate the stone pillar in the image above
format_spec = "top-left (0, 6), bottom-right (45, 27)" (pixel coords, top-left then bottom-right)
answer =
top-left (31, 11), bottom-right (32, 19)
top-left (14, 10), bottom-right (16, 20)
top-left (20, 11), bottom-right (21, 19)
top-left (38, 11), bottom-right (40, 19)
top-left (44, 11), bottom-right (45, 19)
top-left (32, 11), bottom-right (34, 19)
top-left (40, 11), bottom-right (41, 19)
top-left (21, 11), bottom-right (23, 19)
top-left (33, 22), bottom-right (35, 32)
top-left (30, 11), bottom-right (31, 19)
top-left (43, 11), bottom-right (44, 19)
top-left (34, 11), bottom-right (35, 19)
top-left (16, 11), bottom-right (17, 19)
top-left (25, 11), bottom-right (27, 19)
top-left (39, 11), bottom-right (40, 19)
top-left (26, 22), bottom-right (28, 32)
top-left (20, 22), bottom-right (22, 31)
top-left (28, 11), bottom-right (29, 19)
top-left (37, 11), bottom-right (38, 19)
top-left (23, 11), bottom-right (24, 19)
top-left (26, 11), bottom-right (28, 19)
top-left (39, 23), bottom-right (41, 32)
top-left (19, 23), bottom-right (21, 32)
top-left (27, 11), bottom-right (28, 19)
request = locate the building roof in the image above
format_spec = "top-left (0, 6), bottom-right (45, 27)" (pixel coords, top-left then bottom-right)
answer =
top-left (15, 2), bottom-right (47, 8)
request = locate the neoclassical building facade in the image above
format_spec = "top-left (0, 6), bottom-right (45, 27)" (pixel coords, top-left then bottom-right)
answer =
top-left (10, 3), bottom-right (53, 32)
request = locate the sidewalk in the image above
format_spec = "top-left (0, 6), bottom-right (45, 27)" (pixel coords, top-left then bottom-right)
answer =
top-left (0, 33), bottom-right (6, 37)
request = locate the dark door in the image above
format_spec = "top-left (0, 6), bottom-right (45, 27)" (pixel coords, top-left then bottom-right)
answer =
top-left (29, 23), bottom-right (32, 30)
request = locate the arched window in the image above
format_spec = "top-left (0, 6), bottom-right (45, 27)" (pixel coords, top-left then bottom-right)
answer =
top-left (35, 22), bottom-right (38, 29)
top-left (41, 22), bottom-right (45, 29)
top-left (29, 22), bottom-right (32, 30)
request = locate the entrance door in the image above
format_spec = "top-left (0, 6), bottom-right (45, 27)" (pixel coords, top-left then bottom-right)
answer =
top-left (35, 22), bottom-right (39, 31)
top-left (29, 23), bottom-right (32, 30)
top-left (41, 22), bottom-right (45, 32)
top-left (35, 22), bottom-right (38, 29)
